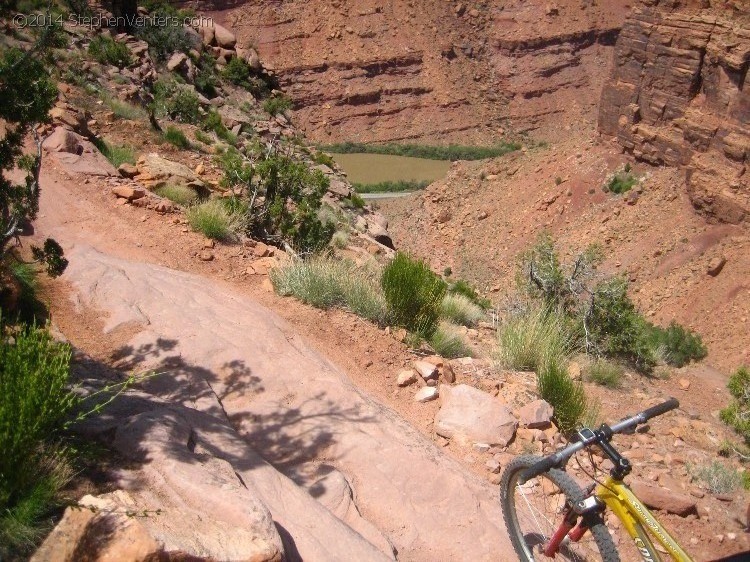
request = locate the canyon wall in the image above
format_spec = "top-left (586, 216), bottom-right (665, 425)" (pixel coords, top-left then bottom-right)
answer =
top-left (190, 0), bottom-right (631, 143)
top-left (599, 0), bottom-right (750, 224)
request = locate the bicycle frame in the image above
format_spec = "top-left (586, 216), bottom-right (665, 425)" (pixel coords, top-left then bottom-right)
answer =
top-left (595, 476), bottom-right (694, 562)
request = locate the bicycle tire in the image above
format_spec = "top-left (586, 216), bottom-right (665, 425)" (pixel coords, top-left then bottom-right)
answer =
top-left (499, 455), bottom-right (620, 562)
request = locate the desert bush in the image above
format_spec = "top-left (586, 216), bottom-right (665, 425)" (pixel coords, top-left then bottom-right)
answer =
top-left (688, 461), bottom-right (742, 495)
top-left (219, 148), bottom-right (335, 253)
top-left (381, 252), bottom-right (446, 339)
top-left (153, 81), bottom-right (202, 124)
top-left (646, 321), bottom-right (707, 367)
top-left (448, 279), bottom-right (491, 309)
top-left (0, 321), bottom-right (77, 556)
top-left (496, 305), bottom-right (574, 372)
top-left (342, 193), bottom-right (366, 210)
top-left (104, 97), bottom-right (147, 121)
top-left (440, 293), bottom-right (483, 327)
top-left (317, 141), bottom-right (521, 161)
top-left (720, 366), bottom-right (750, 448)
top-left (270, 257), bottom-right (389, 325)
top-left (430, 322), bottom-right (472, 358)
top-left (87, 35), bottom-right (131, 68)
top-left (221, 57), bottom-right (253, 87)
top-left (584, 358), bottom-right (624, 388)
top-left (331, 231), bottom-right (349, 249)
top-left (194, 130), bottom-right (213, 145)
top-left (92, 138), bottom-right (136, 168)
top-left (162, 126), bottom-right (191, 149)
top-left (154, 184), bottom-right (198, 206)
top-left (134, 4), bottom-right (191, 62)
top-left (538, 360), bottom-right (588, 436)
top-left (193, 52), bottom-right (219, 98)
top-left (263, 94), bottom-right (292, 116)
top-left (312, 151), bottom-right (336, 168)
top-left (186, 200), bottom-right (243, 241)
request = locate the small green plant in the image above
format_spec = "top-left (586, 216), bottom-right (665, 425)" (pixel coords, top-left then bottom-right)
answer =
top-left (688, 461), bottom-right (742, 495)
top-left (584, 358), bottom-right (624, 388)
top-left (134, 6), bottom-right (191, 62)
top-left (263, 95), bottom-right (293, 116)
top-left (538, 360), bottom-right (588, 436)
top-left (443, 267), bottom-right (452, 277)
top-left (312, 151), bottom-right (336, 168)
top-left (222, 57), bottom-right (253, 87)
top-left (430, 322), bottom-right (472, 358)
top-left (87, 35), bottom-right (132, 68)
top-left (604, 168), bottom-right (638, 194)
top-left (93, 138), bottom-right (136, 168)
top-left (154, 184), bottom-right (198, 206)
top-left (448, 279), bottom-right (491, 309)
top-left (331, 230), bottom-right (349, 249)
top-left (194, 129), bottom-right (213, 145)
top-left (162, 126), bottom-right (191, 149)
top-left (381, 252), bottom-right (446, 339)
top-left (342, 193), bottom-right (366, 210)
top-left (104, 97), bottom-right (147, 121)
top-left (555, 176), bottom-right (563, 186)
top-left (496, 305), bottom-right (574, 373)
top-left (721, 366), bottom-right (750, 448)
top-left (440, 293), bottom-right (483, 327)
top-left (186, 200), bottom-right (243, 241)
top-left (271, 257), bottom-right (389, 325)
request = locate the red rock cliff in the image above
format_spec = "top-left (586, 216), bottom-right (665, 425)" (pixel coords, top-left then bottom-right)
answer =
top-left (599, 0), bottom-right (750, 224)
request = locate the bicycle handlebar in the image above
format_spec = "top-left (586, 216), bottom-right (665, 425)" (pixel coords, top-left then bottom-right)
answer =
top-left (519, 398), bottom-right (679, 482)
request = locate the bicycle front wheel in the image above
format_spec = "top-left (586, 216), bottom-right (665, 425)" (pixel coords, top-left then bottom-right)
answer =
top-left (499, 455), bottom-right (620, 562)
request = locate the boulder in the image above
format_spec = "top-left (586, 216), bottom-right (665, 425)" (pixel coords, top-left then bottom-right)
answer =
top-left (197, 22), bottom-right (215, 46)
top-left (214, 24), bottom-right (236, 49)
top-left (118, 162), bottom-right (138, 178)
top-left (397, 369), bottom-right (418, 387)
top-left (518, 399), bottom-right (554, 429)
top-left (43, 126), bottom-right (82, 154)
top-left (166, 51), bottom-right (188, 72)
top-left (630, 481), bottom-right (697, 516)
top-left (435, 384), bottom-right (517, 446)
top-left (707, 256), bottom-right (727, 276)
top-left (414, 360), bottom-right (439, 381)
top-left (136, 153), bottom-right (205, 191)
top-left (112, 186), bottom-right (146, 201)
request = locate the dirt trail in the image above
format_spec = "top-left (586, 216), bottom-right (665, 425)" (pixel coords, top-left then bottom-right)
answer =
top-left (34, 163), bottom-right (515, 560)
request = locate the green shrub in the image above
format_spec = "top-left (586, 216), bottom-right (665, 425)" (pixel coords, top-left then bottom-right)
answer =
top-left (312, 151), bottom-right (336, 168)
top-left (154, 184), bottom-right (198, 206)
top-left (186, 200), bottom-right (243, 241)
top-left (496, 305), bottom-right (574, 372)
top-left (604, 169), bottom-right (638, 194)
top-left (153, 81), bottom-right (202, 124)
top-left (162, 126), bottom-right (191, 149)
top-left (688, 461), bottom-right (742, 495)
top-left (222, 57), bottom-right (253, 87)
top-left (331, 230), bottom-right (349, 249)
top-left (430, 322), bottom-right (472, 358)
top-left (646, 321), bottom-right (707, 367)
top-left (134, 10), bottom-right (191, 62)
top-left (584, 359), bottom-right (624, 388)
top-left (93, 138), bottom-right (136, 168)
top-left (105, 97), bottom-right (147, 121)
top-left (353, 180), bottom-right (430, 193)
top-left (342, 193), bottom-right (366, 210)
top-left (721, 366), bottom-right (750, 448)
top-left (440, 293), bottom-right (483, 327)
top-left (448, 279), bottom-right (491, 309)
top-left (270, 257), bottom-right (389, 325)
top-left (221, 150), bottom-right (334, 254)
top-left (194, 130), bottom-right (213, 145)
top-left (538, 360), bottom-right (588, 436)
top-left (317, 141), bottom-right (521, 161)
top-left (381, 252), bottom-right (446, 339)
top-left (193, 53), bottom-right (219, 98)
top-left (0, 322), bottom-right (76, 556)
top-left (87, 35), bottom-right (132, 68)
top-left (263, 95), bottom-right (293, 116)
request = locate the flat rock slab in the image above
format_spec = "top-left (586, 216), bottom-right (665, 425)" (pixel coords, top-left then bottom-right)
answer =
top-left (435, 384), bottom-right (518, 446)
top-left (62, 247), bottom-right (514, 562)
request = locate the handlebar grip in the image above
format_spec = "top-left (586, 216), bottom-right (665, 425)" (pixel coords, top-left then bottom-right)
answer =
top-left (642, 397), bottom-right (679, 421)
top-left (520, 454), bottom-right (561, 482)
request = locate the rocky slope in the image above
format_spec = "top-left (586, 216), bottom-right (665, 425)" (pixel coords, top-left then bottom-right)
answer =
top-left (195, 0), bottom-right (632, 143)
top-left (599, 0), bottom-right (750, 224)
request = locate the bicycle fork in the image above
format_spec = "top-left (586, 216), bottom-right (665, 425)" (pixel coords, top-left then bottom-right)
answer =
top-left (543, 494), bottom-right (604, 558)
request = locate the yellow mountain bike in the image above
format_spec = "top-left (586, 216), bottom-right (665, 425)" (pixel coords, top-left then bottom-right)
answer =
top-left (500, 398), bottom-right (694, 561)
